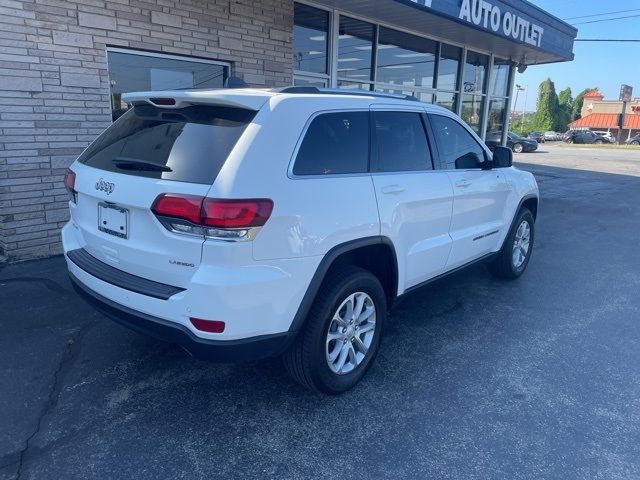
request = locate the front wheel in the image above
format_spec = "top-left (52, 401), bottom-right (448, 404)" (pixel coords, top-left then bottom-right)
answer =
top-left (631, 141), bottom-right (639, 146)
top-left (488, 208), bottom-right (535, 279)
top-left (283, 266), bottom-right (386, 394)
top-left (513, 143), bottom-right (524, 153)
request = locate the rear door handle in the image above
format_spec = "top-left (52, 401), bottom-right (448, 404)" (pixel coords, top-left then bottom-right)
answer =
top-left (455, 179), bottom-right (471, 188)
top-left (381, 184), bottom-right (405, 194)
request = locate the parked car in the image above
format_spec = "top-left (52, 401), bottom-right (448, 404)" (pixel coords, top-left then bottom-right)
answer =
top-left (593, 131), bottom-right (614, 143)
top-left (543, 131), bottom-right (559, 141)
top-left (564, 130), bottom-right (603, 144)
top-left (528, 131), bottom-right (545, 143)
top-left (486, 131), bottom-right (539, 153)
top-left (625, 134), bottom-right (640, 145)
top-left (62, 87), bottom-right (539, 393)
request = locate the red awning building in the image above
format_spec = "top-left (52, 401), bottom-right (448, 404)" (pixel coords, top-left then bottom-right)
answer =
top-left (570, 90), bottom-right (640, 140)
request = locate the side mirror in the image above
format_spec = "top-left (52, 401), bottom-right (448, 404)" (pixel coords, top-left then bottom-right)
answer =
top-left (455, 152), bottom-right (484, 169)
top-left (492, 146), bottom-right (513, 168)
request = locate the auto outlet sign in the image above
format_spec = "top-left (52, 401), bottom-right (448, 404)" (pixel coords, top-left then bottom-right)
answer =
top-left (407, 0), bottom-right (545, 48)
top-left (458, 0), bottom-right (543, 47)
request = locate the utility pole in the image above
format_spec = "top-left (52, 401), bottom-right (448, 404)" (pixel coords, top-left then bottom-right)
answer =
top-left (617, 85), bottom-right (632, 144)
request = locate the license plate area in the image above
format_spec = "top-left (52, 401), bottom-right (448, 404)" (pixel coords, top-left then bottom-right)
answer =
top-left (98, 202), bottom-right (128, 239)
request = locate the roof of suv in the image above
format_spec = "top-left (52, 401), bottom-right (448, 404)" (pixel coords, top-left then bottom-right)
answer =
top-left (122, 87), bottom-right (452, 115)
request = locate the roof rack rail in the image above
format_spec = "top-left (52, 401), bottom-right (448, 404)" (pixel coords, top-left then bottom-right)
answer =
top-left (275, 86), bottom-right (420, 102)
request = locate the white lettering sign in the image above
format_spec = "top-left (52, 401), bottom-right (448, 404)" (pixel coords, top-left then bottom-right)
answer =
top-left (459, 0), bottom-right (543, 47)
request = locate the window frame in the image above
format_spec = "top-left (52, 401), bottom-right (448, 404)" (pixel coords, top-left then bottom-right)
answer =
top-left (425, 113), bottom-right (490, 171)
top-left (288, 108), bottom-right (372, 179)
top-left (370, 109), bottom-right (435, 173)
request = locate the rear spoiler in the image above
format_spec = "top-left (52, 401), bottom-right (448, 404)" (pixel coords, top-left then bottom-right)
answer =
top-left (122, 89), bottom-right (274, 111)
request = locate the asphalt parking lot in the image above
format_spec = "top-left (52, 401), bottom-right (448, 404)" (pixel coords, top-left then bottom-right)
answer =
top-left (2, 144), bottom-right (640, 480)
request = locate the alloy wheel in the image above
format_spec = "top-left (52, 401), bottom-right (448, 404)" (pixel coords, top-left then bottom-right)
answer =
top-left (512, 220), bottom-right (531, 269)
top-left (325, 292), bottom-right (376, 375)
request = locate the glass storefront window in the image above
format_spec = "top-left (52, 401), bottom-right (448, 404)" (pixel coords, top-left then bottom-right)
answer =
top-left (338, 81), bottom-right (372, 90)
top-left (463, 50), bottom-right (488, 94)
top-left (489, 57), bottom-right (510, 97)
top-left (338, 16), bottom-right (375, 82)
top-left (487, 98), bottom-right (507, 133)
top-left (436, 91), bottom-right (457, 111)
top-left (461, 94), bottom-right (484, 133)
top-left (437, 44), bottom-right (461, 91)
top-left (376, 27), bottom-right (437, 89)
top-left (294, 77), bottom-right (328, 87)
top-left (293, 4), bottom-right (329, 75)
top-left (107, 49), bottom-right (228, 121)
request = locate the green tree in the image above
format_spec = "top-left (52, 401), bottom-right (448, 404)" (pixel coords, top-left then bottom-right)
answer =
top-left (572, 88), bottom-right (596, 120)
top-left (557, 87), bottom-right (572, 130)
top-left (532, 78), bottom-right (561, 132)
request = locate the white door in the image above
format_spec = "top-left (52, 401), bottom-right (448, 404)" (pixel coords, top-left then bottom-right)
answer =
top-left (370, 109), bottom-right (454, 292)
top-left (428, 114), bottom-right (510, 269)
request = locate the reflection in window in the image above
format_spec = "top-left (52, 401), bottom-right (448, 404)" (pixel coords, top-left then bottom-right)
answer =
top-left (461, 94), bottom-right (484, 133)
top-left (487, 98), bottom-right (506, 133)
top-left (375, 112), bottom-right (432, 172)
top-left (437, 44), bottom-right (461, 91)
top-left (107, 50), bottom-right (228, 121)
top-left (490, 58), bottom-right (510, 97)
top-left (430, 114), bottom-right (485, 169)
top-left (293, 4), bottom-right (329, 74)
top-left (294, 111), bottom-right (370, 175)
top-left (436, 91), bottom-right (457, 111)
top-left (338, 16), bottom-right (375, 82)
top-left (463, 51), bottom-right (488, 94)
top-left (376, 27), bottom-right (436, 88)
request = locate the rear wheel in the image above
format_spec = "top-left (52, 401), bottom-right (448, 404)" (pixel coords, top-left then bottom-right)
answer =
top-left (631, 140), bottom-right (639, 146)
top-left (595, 139), bottom-right (603, 144)
top-left (488, 208), bottom-right (535, 279)
top-left (513, 143), bottom-right (524, 153)
top-left (283, 266), bottom-right (386, 394)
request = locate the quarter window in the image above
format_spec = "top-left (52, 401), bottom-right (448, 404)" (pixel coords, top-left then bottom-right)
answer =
top-left (294, 111), bottom-right (369, 175)
top-left (430, 115), bottom-right (485, 169)
top-left (374, 112), bottom-right (432, 172)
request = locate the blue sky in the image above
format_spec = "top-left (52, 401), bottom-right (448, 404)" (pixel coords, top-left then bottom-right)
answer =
top-left (514, 1), bottom-right (638, 112)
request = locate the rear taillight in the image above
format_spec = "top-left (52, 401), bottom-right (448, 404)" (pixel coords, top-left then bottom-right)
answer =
top-left (64, 169), bottom-right (77, 203)
top-left (151, 194), bottom-right (273, 241)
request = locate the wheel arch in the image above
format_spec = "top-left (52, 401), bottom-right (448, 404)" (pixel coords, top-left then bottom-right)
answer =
top-left (499, 194), bottom-right (538, 251)
top-left (288, 236), bottom-right (398, 334)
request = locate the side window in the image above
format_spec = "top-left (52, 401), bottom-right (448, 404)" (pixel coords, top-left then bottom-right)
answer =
top-left (429, 114), bottom-right (486, 170)
top-left (293, 111), bottom-right (369, 175)
top-left (374, 111), bottom-right (433, 172)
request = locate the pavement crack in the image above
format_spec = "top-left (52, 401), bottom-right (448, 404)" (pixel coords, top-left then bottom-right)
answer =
top-left (14, 320), bottom-right (95, 479)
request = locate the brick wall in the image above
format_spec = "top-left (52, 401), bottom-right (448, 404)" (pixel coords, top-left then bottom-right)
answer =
top-left (0, 0), bottom-right (293, 260)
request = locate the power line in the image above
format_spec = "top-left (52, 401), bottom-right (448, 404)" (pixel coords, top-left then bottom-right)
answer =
top-left (563, 8), bottom-right (640, 21)
top-left (575, 39), bottom-right (640, 42)
top-left (571, 13), bottom-right (640, 25)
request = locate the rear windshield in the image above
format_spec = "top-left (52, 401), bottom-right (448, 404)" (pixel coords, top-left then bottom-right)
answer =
top-left (78, 104), bottom-right (255, 184)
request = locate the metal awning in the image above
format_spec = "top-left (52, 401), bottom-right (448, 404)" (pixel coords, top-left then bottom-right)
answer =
top-left (314, 0), bottom-right (577, 65)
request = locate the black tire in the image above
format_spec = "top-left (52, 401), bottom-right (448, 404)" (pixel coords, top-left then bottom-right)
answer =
top-left (487, 208), bottom-right (535, 279)
top-left (631, 141), bottom-right (639, 146)
top-left (283, 266), bottom-right (386, 394)
top-left (512, 143), bottom-right (523, 154)
top-left (595, 139), bottom-right (603, 144)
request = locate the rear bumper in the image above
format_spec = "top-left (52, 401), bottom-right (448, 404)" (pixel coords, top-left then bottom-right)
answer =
top-left (69, 272), bottom-right (294, 362)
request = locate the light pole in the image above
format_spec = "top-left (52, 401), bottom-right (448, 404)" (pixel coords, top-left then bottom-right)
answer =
top-left (513, 84), bottom-right (525, 132)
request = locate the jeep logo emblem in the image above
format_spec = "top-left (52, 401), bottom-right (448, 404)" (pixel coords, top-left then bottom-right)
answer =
top-left (95, 178), bottom-right (115, 195)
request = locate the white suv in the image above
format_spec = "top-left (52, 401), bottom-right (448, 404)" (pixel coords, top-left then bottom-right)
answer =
top-left (62, 87), bottom-right (539, 393)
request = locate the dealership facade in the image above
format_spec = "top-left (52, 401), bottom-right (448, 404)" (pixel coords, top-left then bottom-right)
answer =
top-left (0, 0), bottom-right (576, 260)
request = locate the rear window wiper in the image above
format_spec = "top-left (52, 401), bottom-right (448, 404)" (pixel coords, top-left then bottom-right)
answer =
top-left (112, 157), bottom-right (172, 172)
